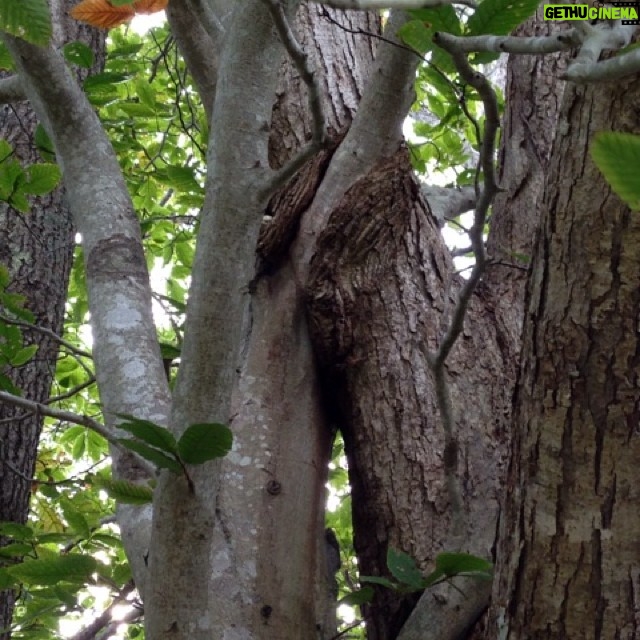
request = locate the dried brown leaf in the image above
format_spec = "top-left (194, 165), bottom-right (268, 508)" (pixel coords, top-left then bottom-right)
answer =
top-left (70, 0), bottom-right (135, 29)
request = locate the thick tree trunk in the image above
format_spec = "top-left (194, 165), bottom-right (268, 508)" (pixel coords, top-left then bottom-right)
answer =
top-left (488, 71), bottom-right (640, 639)
top-left (307, 148), bottom-right (511, 640)
top-left (0, 8), bottom-right (104, 636)
top-left (305, 13), bottom-right (570, 639)
top-left (145, 6), bottom-right (381, 639)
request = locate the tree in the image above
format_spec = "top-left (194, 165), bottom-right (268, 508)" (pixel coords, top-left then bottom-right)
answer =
top-left (488, 70), bottom-right (640, 640)
top-left (0, 4), bottom-right (104, 636)
top-left (0, 1), bottom-right (639, 639)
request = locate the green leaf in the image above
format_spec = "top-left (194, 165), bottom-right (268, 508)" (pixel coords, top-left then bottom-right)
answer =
top-left (0, 158), bottom-right (23, 199)
top-left (0, 290), bottom-right (34, 321)
top-left (0, 542), bottom-right (33, 558)
top-left (433, 552), bottom-right (493, 578)
top-left (159, 342), bottom-right (181, 360)
top-left (118, 102), bottom-right (158, 117)
top-left (0, 568), bottom-right (15, 589)
top-left (0, 264), bottom-right (9, 288)
top-left (116, 414), bottom-right (178, 454)
top-left (0, 42), bottom-right (14, 71)
top-left (9, 190), bottom-right (29, 213)
top-left (34, 124), bottom-right (56, 161)
top-left (63, 42), bottom-right (95, 69)
top-left (177, 423), bottom-right (233, 464)
top-left (19, 163), bottom-right (61, 195)
top-left (398, 19), bottom-right (433, 55)
top-left (591, 132), bottom-right (640, 210)
top-left (60, 499), bottom-right (91, 539)
top-left (0, 373), bottom-right (20, 394)
top-left (135, 77), bottom-right (156, 109)
top-left (0, 522), bottom-right (34, 540)
top-left (410, 5), bottom-right (461, 35)
top-left (94, 478), bottom-right (154, 505)
top-left (83, 72), bottom-right (131, 92)
top-left (0, 0), bottom-right (52, 46)
top-left (360, 575), bottom-right (396, 589)
top-left (467, 0), bottom-right (541, 36)
top-left (387, 548), bottom-right (426, 590)
top-left (155, 165), bottom-right (202, 194)
top-left (339, 586), bottom-right (375, 606)
top-left (9, 344), bottom-right (38, 367)
top-left (0, 139), bottom-right (12, 162)
top-left (7, 554), bottom-right (97, 586)
top-left (118, 439), bottom-right (183, 473)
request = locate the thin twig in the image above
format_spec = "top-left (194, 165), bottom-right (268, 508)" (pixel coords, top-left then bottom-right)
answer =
top-left (69, 582), bottom-right (142, 640)
top-left (329, 619), bottom-right (365, 640)
top-left (47, 376), bottom-right (96, 404)
top-left (0, 314), bottom-right (92, 358)
top-left (423, 33), bottom-right (501, 542)
top-left (0, 391), bottom-right (156, 476)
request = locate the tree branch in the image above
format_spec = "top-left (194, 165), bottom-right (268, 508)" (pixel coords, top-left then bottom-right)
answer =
top-left (0, 390), bottom-right (157, 476)
top-left (0, 74), bottom-right (26, 103)
top-left (435, 21), bottom-right (640, 83)
top-left (433, 30), bottom-right (579, 55)
top-left (69, 582), bottom-right (141, 640)
top-left (1, 32), bottom-right (172, 505)
top-left (0, 390), bottom-right (107, 443)
top-left (47, 377), bottom-right (97, 404)
top-left (312, 0), bottom-right (471, 8)
top-left (421, 33), bottom-right (500, 543)
top-left (564, 24), bottom-right (640, 82)
top-left (296, 9), bottom-right (421, 269)
top-left (166, 0), bottom-right (222, 118)
top-left (0, 314), bottom-right (92, 359)
top-left (421, 184), bottom-right (476, 226)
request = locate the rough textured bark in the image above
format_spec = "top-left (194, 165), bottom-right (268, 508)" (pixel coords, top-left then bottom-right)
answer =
top-left (0, 7), bottom-right (104, 636)
top-left (459, 18), bottom-right (568, 640)
top-left (488, 70), bottom-right (640, 640)
top-left (303, 14), bottom-right (571, 640)
top-left (307, 149), bottom-right (511, 639)
top-left (484, 12), bottom-right (568, 352)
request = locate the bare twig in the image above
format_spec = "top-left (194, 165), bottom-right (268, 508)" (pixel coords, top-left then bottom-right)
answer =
top-left (320, 6), bottom-right (425, 60)
top-left (423, 33), bottom-right (501, 542)
top-left (329, 619), bottom-right (366, 640)
top-left (0, 390), bottom-right (156, 476)
top-left (0, 314), bottom-right (92, 359)
top-left (69, 582), bottom-right (142, 640)
top-left (1, 455), bottom-right (106, 486)
top-left (47, 376), bottom-right (96, 404)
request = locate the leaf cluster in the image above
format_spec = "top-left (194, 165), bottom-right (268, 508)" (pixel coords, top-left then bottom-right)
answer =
top-left (0, 140), bottom-right (61, 213)
top-left (116, 414), bottom-right (233, 491)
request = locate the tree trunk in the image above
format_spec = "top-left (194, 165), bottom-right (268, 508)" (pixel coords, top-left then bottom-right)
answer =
top-left (307, 145), bottom-right (510, 640)
top-left (0, 8), bottom-right (104, 636)
top-left (460, 15), bottom-right (567, 640)
top-left (144, 6), bottom-right (382, 639)
top-left (488, 71), bottom-right (640, 640)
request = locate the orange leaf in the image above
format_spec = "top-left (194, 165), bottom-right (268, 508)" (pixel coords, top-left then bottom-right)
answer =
top-left (133, 0), bottom-right (168, 13)
top-left (70, 0), bottom-right (135, 29)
